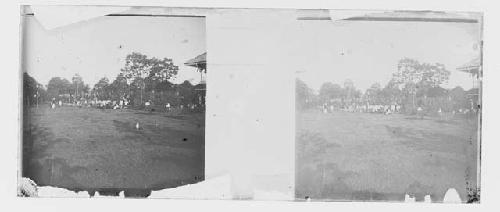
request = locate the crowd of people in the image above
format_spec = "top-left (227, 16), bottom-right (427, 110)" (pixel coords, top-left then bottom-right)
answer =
top-left (319, 102), bottom-right (402, 115)
top-left (47, 95), bottom-right (205, 114)
top-left (316, 98), bottom-right (479, 119)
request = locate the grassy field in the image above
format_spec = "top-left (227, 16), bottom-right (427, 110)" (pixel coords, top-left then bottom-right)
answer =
top-left (22, 105), bottom-right (204, 197)
top-left (296, 109), bottom-right (479, 202)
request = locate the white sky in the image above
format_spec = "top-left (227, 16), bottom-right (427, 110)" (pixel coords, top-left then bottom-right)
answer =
top-left (23, 15), bottom-right (206, 87)
top-left (22, 10), bottom-right (480, 92)
top-left (295, 19), bottom-right (481, 92)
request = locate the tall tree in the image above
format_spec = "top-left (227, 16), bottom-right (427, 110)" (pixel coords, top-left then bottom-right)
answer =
top-left (177, 80), bottom-right (195, 106)
top-left (343, 79), bottom-right (355, 100)
top-left (381, 79), bottom-right (402, 105)
top-left (391, 58), bottom-right (450, 111)
top-left (71, 73), bottom-right (85, 100)
top-left (109, 73), bottom-right (130, 101)
top-left (93, 77), bottom-right (110, 100)
top-left (296, 79), bottom-right (314, 110)
top-left (23, 73), bottom-right (46, 107)
top-left (449, 86), bottom-right (468, 110)
top-left (120, 52), bottom-right (179, 105)
top-left (319, 82), bottom-right (343, 102)
top-left (47, 77), bottom-right (71, 100)
top-left (365, 82), bottom-right (382, 104)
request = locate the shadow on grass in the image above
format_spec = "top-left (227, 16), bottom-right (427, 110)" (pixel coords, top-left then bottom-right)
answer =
top-left (22, 107), bottom-right (205, 198)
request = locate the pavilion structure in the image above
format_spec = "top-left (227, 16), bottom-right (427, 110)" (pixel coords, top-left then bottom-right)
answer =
top-left (184, 52), bottom-right (207, 85)
top-left (456, 57), bottom-right (481, 89)
top-left (185, 52), bottom-right (207, 107)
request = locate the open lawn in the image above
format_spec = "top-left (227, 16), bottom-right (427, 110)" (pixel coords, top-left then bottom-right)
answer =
top-left (296, 109), bottom-right (479, 202)
top-left (22, 105), bottom-right (204, 197)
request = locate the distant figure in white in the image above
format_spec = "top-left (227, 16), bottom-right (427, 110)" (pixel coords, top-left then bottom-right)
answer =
top-left (165, 103), bottom-right (171, 112)
top-left (51, 98), bottom-right (56, 109)
top-left (404, 194), bottom-right (416, 203)
top-left (424, 195), bottom-right (432, 203)
top-left (322, 104), bottom-right (327, 114)
top-left (404, 194), bottom-right (433, 203)
top-left (385, 107), bottom-right (392, 115)
top-left (417, 106), bottom-right (424, 119)
top-left (145, 101), bottom-right (151, 111)
top-left (58, 100), bottom-right (62, 107)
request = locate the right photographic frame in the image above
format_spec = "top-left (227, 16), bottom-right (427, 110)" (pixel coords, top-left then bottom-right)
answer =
top-left (295, 10), bottom-right (482, 203)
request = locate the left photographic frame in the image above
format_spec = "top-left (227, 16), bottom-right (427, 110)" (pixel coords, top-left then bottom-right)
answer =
top-left (19, 5), bottom-right (206, 198)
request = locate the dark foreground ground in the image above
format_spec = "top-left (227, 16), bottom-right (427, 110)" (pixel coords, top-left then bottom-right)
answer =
top-left (296, 109), bottom-right (480, 203)
top-left (22, 105), bottom-right (204, 197)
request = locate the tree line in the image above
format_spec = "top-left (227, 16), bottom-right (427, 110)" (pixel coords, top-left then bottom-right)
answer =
top-left (23, 52), bottom-right (206, 111)
top-left (297, 58), bottom-right (480, 114)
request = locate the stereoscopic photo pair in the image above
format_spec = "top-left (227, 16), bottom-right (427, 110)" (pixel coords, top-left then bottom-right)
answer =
top-left (19, 6), bottom-right (481, 203)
